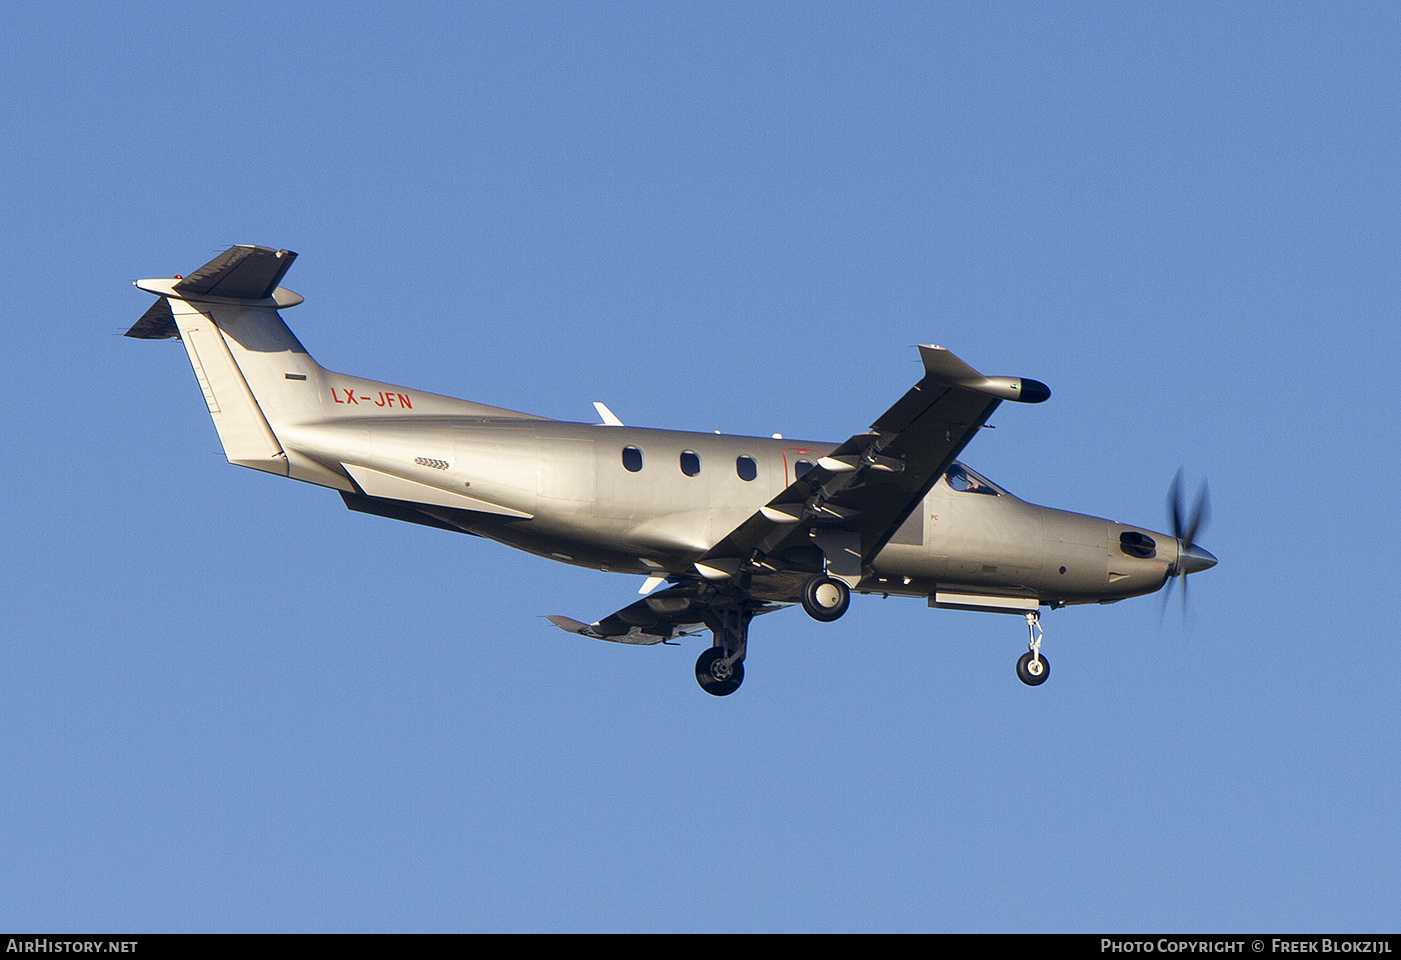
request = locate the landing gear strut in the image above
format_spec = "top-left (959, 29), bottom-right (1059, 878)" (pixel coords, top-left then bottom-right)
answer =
top-left (696, 603), bottom-right (752, 696)
top-left (1016, 611), bottom-right (1050, 686)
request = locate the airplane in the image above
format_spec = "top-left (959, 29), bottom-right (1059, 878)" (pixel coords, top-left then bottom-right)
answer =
top-left (127, 244), bottom-right (1217, 695)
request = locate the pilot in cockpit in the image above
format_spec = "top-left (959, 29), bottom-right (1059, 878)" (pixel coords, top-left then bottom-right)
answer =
top-left (947, 463), bottom-right (996, 495)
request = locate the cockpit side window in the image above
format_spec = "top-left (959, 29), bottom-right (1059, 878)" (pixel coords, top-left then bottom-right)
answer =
top-left (946, 462), bottom-right (999, 495)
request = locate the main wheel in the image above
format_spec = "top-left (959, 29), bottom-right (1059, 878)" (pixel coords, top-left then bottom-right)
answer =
top-left (1016, 650), bottom-right (1050, 686)
top-left (695, 647), bottom-right (745, 696)
top-left (801, 574), bottom-right (850, 622)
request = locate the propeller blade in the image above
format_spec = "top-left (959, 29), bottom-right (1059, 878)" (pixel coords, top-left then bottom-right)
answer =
top-left (1167, 467), bottom-right (1186, 539)
top-left (1159, 573), bottom-right (1176, 619)
top-left (1167, 467), bottom-right (1212, 551)
top-left (1162, 469), bottom-right (1215, 622)
top-left (1183, 478), bottom-right (1211, 548)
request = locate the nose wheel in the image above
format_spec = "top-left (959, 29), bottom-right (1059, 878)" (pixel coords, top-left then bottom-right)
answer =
top-left (1016, 649), bottom-right (1050, 685)
top-left (1016, 611), bottom-right (1050, 686)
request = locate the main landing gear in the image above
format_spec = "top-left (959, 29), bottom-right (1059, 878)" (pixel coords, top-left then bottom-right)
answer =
top-left (695, 646), bottom-right (744, 696)
top-left (800, 573), bottom-right (850, 622)
top-left (1016, 610), bottom-right (1050, 686)
top-left (697, 574), bottom-right (849, 696)
top-left (695, 602), bottom-right (752, 697)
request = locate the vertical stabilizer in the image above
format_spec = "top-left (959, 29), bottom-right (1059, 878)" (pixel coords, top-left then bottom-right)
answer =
top-left (128, 245), bottom-right (308, 478)
top-left (166, 298), bottom-right (289, 476)
top-left (129, 245), bottom-right (549, 492)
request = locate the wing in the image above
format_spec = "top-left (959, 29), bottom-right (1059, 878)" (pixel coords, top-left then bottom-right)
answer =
top-left (695, 345), bottom-right (1050, 585)
top-left (547, 582), bottom-right (788, 645)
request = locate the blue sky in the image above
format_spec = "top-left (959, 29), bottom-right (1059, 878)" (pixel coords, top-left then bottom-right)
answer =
top-left (1, 1), bottom-right (1397, 932)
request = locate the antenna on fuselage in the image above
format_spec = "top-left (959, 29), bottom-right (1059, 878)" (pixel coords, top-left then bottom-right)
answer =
top-left (593, 402), bottom-right (624, 426)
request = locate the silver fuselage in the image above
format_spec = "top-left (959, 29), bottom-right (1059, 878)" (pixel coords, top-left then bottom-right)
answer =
top-left (281, 411), bottom-right (1175, 608)
top-left (129, 248), bottom-right (1182, 617)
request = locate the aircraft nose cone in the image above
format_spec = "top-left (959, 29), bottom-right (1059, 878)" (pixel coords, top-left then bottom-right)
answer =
top-left (1179, 542), bottom-right (1217, 575)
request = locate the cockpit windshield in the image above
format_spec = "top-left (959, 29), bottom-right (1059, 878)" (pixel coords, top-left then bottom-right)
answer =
top-left (945, 462), bottom-right (1004, 496)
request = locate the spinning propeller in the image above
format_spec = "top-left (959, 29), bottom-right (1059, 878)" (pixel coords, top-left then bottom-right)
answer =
top-left (1162, 468), bottom-right (1217, 615)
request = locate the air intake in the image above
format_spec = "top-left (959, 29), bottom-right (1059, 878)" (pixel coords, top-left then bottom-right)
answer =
top-left (1120, 531), bottom-right (1156, 559)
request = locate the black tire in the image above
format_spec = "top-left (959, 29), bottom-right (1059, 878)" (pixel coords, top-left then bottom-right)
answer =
top-left (1016, 650), bottom-right (1050, 686)
top-left (800, 574), bottom-right (850, 622)
top-left (695, 646), bottom-right (744, 697)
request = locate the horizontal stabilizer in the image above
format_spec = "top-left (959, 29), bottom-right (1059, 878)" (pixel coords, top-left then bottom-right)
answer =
top-left (176, 245), bottom-right (297, 300)
top-left (125, 296), bottom-right (178, 339)
top-left (129, 245), bottom-right (304, 339)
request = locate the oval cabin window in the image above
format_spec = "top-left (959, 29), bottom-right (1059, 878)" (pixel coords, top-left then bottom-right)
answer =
top-left (735, 455), bottom-right (757, 482)
top-left (680, 451), bottom-right (701, 477)
top-left (622, 446), bottom-right (643, 473)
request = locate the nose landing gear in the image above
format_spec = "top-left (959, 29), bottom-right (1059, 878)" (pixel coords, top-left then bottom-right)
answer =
top-left (1016, 611), bottom-right (1050, 686)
